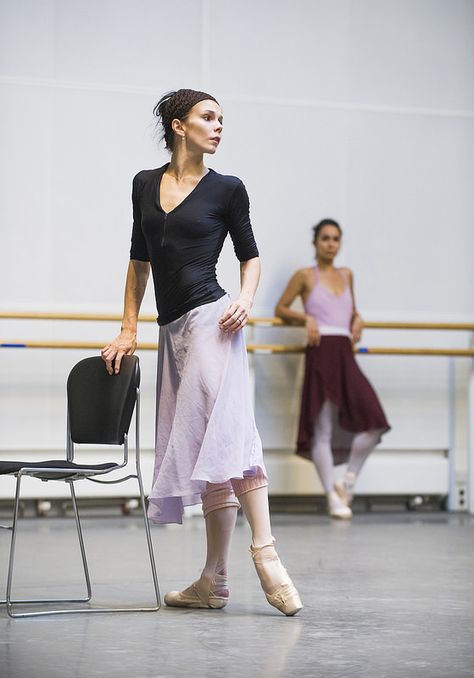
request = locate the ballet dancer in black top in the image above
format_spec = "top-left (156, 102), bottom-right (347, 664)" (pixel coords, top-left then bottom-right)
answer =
top-left (102, 89), bottom-right (302, 616)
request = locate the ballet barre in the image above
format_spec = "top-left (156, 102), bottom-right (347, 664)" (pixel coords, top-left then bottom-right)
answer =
top-left (1, 340), bottom-right (473, 358)
top-left (1, 311), bottom-right (474, 331)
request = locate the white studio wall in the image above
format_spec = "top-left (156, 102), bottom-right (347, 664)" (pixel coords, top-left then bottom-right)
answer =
top-left (1, 0), bottom-right (473, 503)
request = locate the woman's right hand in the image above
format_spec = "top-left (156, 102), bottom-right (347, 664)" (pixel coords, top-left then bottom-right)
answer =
top-left (101, 329), bottom-right (137, 375)
top-left (305, 315), bottom-right (321, 346)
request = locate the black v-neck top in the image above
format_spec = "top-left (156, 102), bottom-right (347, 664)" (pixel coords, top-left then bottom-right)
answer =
top-left (130, 164), bottom-right (259, 325)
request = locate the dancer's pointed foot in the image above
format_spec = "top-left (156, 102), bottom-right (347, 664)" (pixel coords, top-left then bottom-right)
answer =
top-left (327, 490), bottom-right (352, 520)
top-left (164, 573), bottom-right (229, 609)
top-left (249, 539), bottom-right (303, 616)
top-left (334, 471), bottom-right (356, 506)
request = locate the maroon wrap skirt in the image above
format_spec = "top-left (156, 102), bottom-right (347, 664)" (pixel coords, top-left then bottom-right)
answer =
top-left (297, 335), bottom-right (390, 464)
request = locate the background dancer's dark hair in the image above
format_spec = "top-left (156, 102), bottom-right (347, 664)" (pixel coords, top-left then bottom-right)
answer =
top-left (153, 88), bottom-right (219, 151)
top-left (312, 218), bottom-right (342, 242)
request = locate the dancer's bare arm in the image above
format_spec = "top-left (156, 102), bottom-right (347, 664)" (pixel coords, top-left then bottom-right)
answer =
top-left (341, 267), bottom-right (364, 343)
top-left (275, 269), bottom-right (320, 346)
top-left (101, 259), bottom-right (150, 374)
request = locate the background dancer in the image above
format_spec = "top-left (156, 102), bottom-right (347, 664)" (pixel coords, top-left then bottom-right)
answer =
top-left (275, 218), bottom-right (390, 519)
top-left (101, 89), bottom-right (302, 615)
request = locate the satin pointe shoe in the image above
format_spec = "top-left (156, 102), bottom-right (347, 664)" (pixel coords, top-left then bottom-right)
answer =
top-left (334, 471), bottom-right (356, 506)
top-left (249, 539), bottom-right (303, 616)
top-left (327, 490), bottom-right (352, 520)
top-left (164, 573), bottom-right (229, 609)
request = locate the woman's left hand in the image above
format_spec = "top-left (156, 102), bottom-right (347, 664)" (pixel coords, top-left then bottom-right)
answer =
top-left (218, 298), bottom-right (251, 333)
top-left (351, 314), bottom-right (364, 343)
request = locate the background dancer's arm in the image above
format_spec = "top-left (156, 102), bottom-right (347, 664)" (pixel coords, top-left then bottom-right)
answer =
top-left (275, 269), bottom-right (320, 346)
top-left (219, 256), bottom-right (260, 333)
top-left (342, 268), bottom-right (364, 343)
top-left (101, 259), bottom-right (150, 374)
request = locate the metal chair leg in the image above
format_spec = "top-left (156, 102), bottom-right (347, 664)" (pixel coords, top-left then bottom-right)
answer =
top-left (5, 476), bottom-right (93, 618)
top-left (137, 473), bottom-right (161, 609)
top-left (5, 474), bottom-right (22, 617)
top-left (69, 482), bottom-right (92, 602)
top-left (3, 477), bottom-right (160, 617)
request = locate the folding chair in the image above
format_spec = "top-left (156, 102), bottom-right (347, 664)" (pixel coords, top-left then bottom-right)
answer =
top-left (0, 355), bottom-right (160, 617)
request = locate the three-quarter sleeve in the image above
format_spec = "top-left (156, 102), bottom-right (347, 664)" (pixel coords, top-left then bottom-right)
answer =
top-left (129, 173), bottom-right (150, 262)
top-left (226, 180), bottom-right (259, 262)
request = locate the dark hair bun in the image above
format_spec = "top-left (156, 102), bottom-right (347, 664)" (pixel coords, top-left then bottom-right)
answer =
top-left (153, 88), bottom-right (219, 150)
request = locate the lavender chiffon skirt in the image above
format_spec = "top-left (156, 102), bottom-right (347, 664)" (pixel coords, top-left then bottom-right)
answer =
top-left (147, 295), bottom-right (266, 524)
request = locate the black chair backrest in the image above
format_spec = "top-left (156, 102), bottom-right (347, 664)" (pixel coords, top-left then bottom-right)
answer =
top-left (67, 356), bottom-right (140, 445)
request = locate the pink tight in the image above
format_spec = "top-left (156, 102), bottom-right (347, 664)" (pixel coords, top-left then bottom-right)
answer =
top-left (311, 399), bottom-right (383, 493)
top-left (201, 468), bottom-right (268, 518)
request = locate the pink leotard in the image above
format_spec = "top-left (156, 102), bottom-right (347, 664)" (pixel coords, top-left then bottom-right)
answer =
top-left (304, 267), bottom-right (353, 336)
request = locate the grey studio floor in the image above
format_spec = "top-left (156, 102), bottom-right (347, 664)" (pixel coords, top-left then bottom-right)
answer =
top-left (1, 509), bottom-right (473, 678)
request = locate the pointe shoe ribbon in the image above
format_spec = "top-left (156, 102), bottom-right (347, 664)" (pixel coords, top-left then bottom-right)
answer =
top-left (249, 540), bottom-right (303, 617)
top-left (164, 573), bottom-right (229, 609)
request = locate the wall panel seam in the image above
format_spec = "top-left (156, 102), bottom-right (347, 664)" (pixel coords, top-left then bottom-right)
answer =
top-left (1, 76), bottom-right (473, 120)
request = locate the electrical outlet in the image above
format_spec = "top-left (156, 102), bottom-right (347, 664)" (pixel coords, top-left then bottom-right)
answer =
top-left (455, 482), bottom-right (468, 511)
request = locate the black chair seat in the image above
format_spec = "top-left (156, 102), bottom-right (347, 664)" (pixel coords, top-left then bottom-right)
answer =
top-left (0, 460), bottom-right (119, 479)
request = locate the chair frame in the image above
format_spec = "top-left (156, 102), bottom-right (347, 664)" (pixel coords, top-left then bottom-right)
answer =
top-left (1, 358), bottom-right (161, 618)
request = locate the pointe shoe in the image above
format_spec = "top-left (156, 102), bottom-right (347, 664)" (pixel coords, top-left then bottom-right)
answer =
top-left (249, 540), bottom-right (303, 616)
top-left (327, 490), bottom-right (352, 520)
top-left (164, 573), bottom-right (229, 609)
top-left (334, 471), bottom-right (356, 506)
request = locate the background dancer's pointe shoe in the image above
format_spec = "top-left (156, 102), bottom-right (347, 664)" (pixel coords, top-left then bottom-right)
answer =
top-left (334, 471), bottom-right (356, 506)
top-left (164, 574), bottom-right (229, 609)
top-left (327, 490), bottom-right (352, 520)
top-left (249, 540), bottom-right (303, 616)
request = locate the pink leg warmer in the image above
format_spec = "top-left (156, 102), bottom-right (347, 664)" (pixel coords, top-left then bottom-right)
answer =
top-left (201, 481), bottom-right (241, 518)
top-left (231, 468), bottom-right (268, 498)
